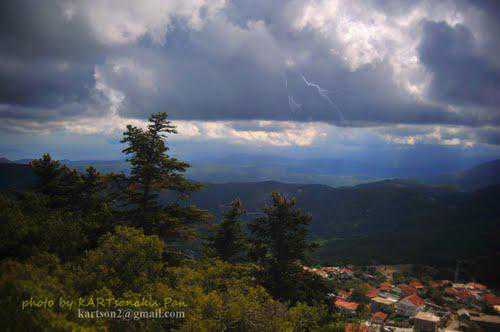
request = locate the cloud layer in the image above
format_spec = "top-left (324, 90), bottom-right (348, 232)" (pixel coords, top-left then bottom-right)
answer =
top-left (0, 0), bottom-right (499, 159)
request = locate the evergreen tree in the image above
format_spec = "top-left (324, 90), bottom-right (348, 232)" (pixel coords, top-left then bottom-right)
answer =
top-left (209, 198), bottom-right (247, 262)
top-left (30, 153), bottom-right (64, 197)
top-left (30, 154), bottom-right (109, 214)
top-left (120, 112), bottom-right (210, 242)
top-left (248, 192), bottom-right (320, 303)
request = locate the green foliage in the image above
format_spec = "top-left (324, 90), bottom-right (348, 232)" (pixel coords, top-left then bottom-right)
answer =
top-left (426, 287), bottom-right (445, 306)
top-left (0, 113), bottom-right (340, 330)
top-left (0, 192), bottom-right (105, 261)
top-left (0, 232), bottom-right (329, 331)
top-left (207, 198), bottom-right (247, 263)
top-left (120, 112), bottom-right (209, 240)
top-left (248, 192), bottom-right (325, 304)
top-left (355, 304), bottom-right (370, 320)
top-left (77, 226), bottom-right (165, 294)
top-left (393, 271), bottom-right (410, 284)
top-left (350, 284), bottom-right (370, 304)
top-left (287, 302), bottom-right (328, 331)
top-left (30, 153), bottom-right (64, 196)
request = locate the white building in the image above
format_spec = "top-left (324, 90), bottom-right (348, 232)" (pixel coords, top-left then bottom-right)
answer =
top-left (396, 294), bottom-right (425, 317)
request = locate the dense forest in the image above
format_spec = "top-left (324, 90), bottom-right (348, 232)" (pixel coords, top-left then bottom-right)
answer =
top-left (163, 180), bottom-right (499, 282)
top-left (0, 113), bottom-right (340, 331)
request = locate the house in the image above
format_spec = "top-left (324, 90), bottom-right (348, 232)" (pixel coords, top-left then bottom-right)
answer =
top-left (371, 296), bottom-right (397, 314)
top-left (483, 293), bottom-right (500, 306)
top-left (338, 289), bottom-right (353, 299)
top-left (457, 308), bottom-right (471, 320)
top-left (378, 291), bottom-right (400, 302)
top-left (469, 314), bottom-right (500, 332)
top-left (414, 311), bottom-right (440, 332)
top-left (396, 294), bottom-right (425, 317)
top-left (409, 280), bottom-right (424, 290)
top-left (361, 273), bottom-right (375, 282)
top-left (445, 287), bottom-right (474, 303)
top-left (366, 288), bottom-right (379, 299)
top-left (322, 266), bottom-right (339, 277)
top-left (334, 298), bottom-right (359, 315)
top-left (452, 283), bottom-right (466, 290)
top-left (389, 286), bottom-right (403, 298)
top-left (428, 281), bottom-right (440, 288)
top-left (466, 282), bottom-right (487, 291)
top-left (371, 311), bottom-right (387, 324)
top-left (345, 323), bottom-right (368, 332)
top-left (397, 284), bottom-right (418, 297)
top-left (339, 267), bottom-right (354, 280)
top-left (302, 266), bottom-right (329, 279)
top-left (429, 280), bottom-right (451, 288)
top-left (378, 282), bottom-right (392, 292)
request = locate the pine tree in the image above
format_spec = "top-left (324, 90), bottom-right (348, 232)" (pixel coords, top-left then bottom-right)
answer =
top-left (30, 154), bottom-right (107, 213)
top-left (120, 112), bottom-right (211, 242)
top-left (209, 198), bottom-right (247, 262)
top-left (30, 153), bottom-right (63, 197)
top-left (248, 192), bottom-right (319, 302)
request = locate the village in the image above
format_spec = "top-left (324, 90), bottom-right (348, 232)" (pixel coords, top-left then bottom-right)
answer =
top-left (303, 265), bottom-right (500, 332)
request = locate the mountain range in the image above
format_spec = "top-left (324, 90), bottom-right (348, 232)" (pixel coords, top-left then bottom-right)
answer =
top-left (4, 155), bottom-right (500, 189)
top-left (1, 156), bottom-right (499, 283)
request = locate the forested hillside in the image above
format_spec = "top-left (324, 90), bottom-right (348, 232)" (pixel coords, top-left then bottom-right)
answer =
top-left (161, 180), bottom-right (498, 271)
top-left (2, 160), bottom-right (499, 270)
top-left (0, 113), bottom-right (336, 330)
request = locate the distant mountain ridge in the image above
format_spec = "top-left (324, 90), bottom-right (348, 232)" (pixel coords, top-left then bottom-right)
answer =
top-left (0, 159), bottom-right (498, 273)
top-left (456, 159), bottom-right (500, 191)
top-left (7, 156), bottom-right (500, 189)
top-left (2, 157), bottom-right (500, 191)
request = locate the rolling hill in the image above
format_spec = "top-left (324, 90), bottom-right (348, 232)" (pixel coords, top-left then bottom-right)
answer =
top-left (456, 159), bottom-right (500, 191)
top-left (0, 159), bottom-right (498, 272)
top-left (159, 179), bottom-right (497, 266)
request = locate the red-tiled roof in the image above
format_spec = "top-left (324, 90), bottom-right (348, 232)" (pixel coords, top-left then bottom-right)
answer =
top-left (467, 282), bottom-right (487, 290)
top-left (338, 290), bottom-right (353, 298)
top-left (484, 294), bottom-right (500, 306)
top-left (445, 287), bottom-right (473, 300)
top-left (398, 284), bottom-right (417, 295)
top-left (379, 283), bottom-right (392, 291)
top-left (366, 289), bottom-right (379, 298)
top-left (431, 280), bottom-right (451, 288)
top-left (372, 311), bottom-right (388, 321)
top-left (335, 299), bottom-right (359, 311)
top-left (409, 280), bottom-right (424, 289)
top-left (429, 281), bottom-right (440, 288)
top-left (402, 294), bottom-right (425, 307)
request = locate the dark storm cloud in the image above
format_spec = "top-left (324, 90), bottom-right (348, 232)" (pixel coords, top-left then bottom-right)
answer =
top-left (0, 57), bottom-right (95, 109)
top-left (110, 19), bottom-right (464, 127)
top-left (0, 0), bottom-right (499, 138)
top-left (476, 127), bottom-right (500, 146)
top-left (0, 1), bottom-right (104, 61)
top-left (0, 0), bottom-right (105, 115)
top-left (418, 20), bottom-right (500, 108)
top-left (464, 0), bottom-right (500, 55)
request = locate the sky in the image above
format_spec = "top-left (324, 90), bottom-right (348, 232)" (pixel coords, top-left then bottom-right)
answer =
top-left (1, 0), bottom-right (499, 167)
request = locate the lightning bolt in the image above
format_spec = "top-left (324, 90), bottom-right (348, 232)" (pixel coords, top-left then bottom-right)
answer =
top-left (285, 77), bottom-right (302, 112)
top-left (288, 95), bottom-right (301, 112)
top-left (301, 74), bottom-right (345, 122)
